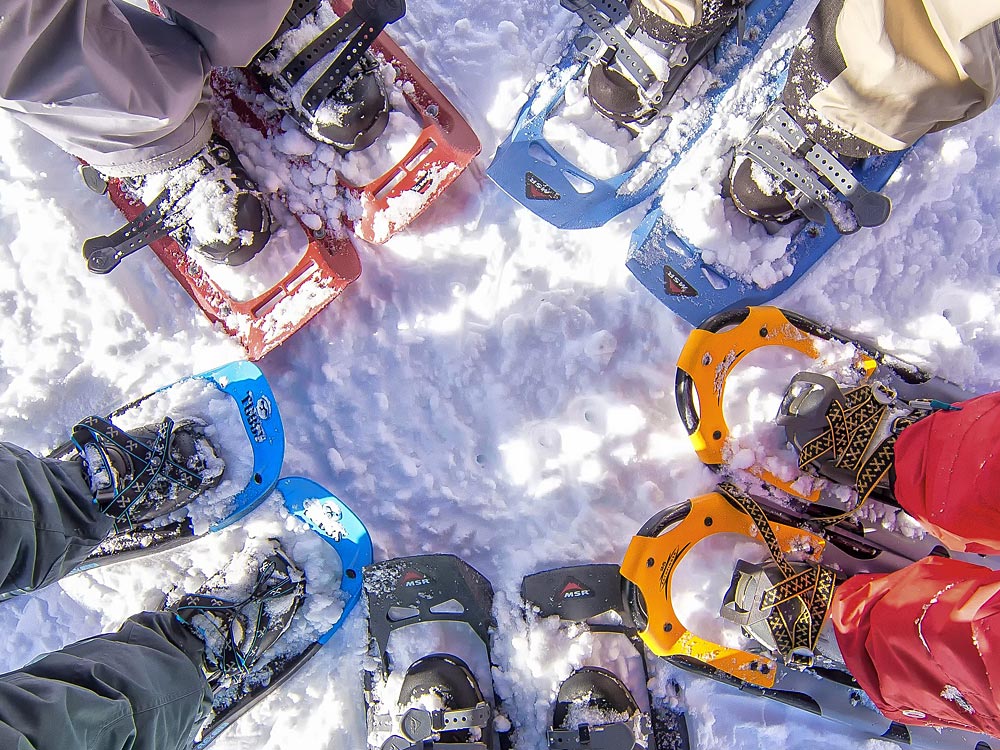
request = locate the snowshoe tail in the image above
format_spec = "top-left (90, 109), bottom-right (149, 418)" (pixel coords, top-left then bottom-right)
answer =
top-left (523, 565), bottom-right (690, 750)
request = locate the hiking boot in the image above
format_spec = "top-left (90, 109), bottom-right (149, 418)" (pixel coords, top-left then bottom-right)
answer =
top-left (251, 0), bottom-right (405, 151)
top-left (74, 415), bottom-right (225, 527)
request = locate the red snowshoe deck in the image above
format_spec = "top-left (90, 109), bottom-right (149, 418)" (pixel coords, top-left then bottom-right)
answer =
top-left (328, 0), bottom-right (481, 244)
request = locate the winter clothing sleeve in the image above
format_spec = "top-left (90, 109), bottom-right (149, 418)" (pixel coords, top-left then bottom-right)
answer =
top-left (0, 0), bottom-right (292, 177)
top-left (0, 610), bottom-right (212, 750)
top-left (892, 390), bottom-right (1000, 555)
top-left (0, 442), bottom-right (113, 600)
top-left (832, 556), bottom-right (1000, 738)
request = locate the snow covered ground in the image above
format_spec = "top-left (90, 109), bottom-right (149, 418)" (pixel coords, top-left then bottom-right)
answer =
top-left (2, 1), bottom-right (1000, 749)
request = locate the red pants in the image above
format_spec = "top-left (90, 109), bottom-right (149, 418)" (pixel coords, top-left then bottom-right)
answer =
top-left (832, 391), bottom-right (1000, 737)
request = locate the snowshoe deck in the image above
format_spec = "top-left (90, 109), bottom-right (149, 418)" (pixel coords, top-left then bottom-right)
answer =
top-left (522, 565), bottom-right (690, 750)
top-left (328, 0), bottom-right (481, 244)
top-left (192, 476), bottom-right (372, 748)
top-left (363, 554), bottom-right (508, 750)
top-left (626, 148), bottom-right (909, 326)
top-left (620, 486), bottom-right (996, 749)
top-left (672, 306), bottom-right (969, 503)
top-left (48, 361), bottom-right (284, 577)
top-left (486, 0), bottom-right (792, 229)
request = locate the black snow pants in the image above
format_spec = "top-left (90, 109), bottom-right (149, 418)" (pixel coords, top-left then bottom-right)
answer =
top-left (0, 443), bottom-right (211, 750)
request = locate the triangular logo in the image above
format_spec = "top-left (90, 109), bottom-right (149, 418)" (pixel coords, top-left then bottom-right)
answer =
top-left (663, 265), bottom-right (697, 297)
top-left (525, 172), bottom-right (560, 201)
top-left (559, 577), bottom-right (594, 599)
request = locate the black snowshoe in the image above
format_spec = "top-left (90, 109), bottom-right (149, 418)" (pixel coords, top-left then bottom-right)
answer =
top-left (80, 135), bottom-right (271, 274)
top-left (168, 540), bottom-right (309, 748)
top-left (252, 0), bottom-right (406, 150)
top-left (73, 414), bottom-right (225, 529)
top-left (522, 564), bottom-right (689, 750)
top-left (363, 554), bottom-right (508, 750)
top-left (564, 0), bottom-right (746, 126)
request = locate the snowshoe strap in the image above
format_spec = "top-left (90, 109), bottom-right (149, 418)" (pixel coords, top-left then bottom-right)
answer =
top-left (562, 0), bottom-right (660, 93)
top-left (72, 416), bottom-right (202, 526)
top-left (80, 140), bottom-right (244, 274)
top-left (292, 0), bottom-right (404, 116)
top-left (548, 722), bottom-right (635, 750)
top-left (797, 383), bottom-right (927, 516)
top-left (400, 703), bottom-right (491, 742)
top-left (81, 189), bottom-right (177, 274)
top-left (739, 105), bottom-right (891, 233)
top-left (717, 483), bottom-right (836, 669)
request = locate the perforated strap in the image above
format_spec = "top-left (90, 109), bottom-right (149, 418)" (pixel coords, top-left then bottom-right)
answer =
top-left (401, 703), bottom-right (491, 742)
top-left (561, 0), bottom-right (659, 90)
top-left (299, 0), bottom-right (405, 114)
top-left (548, 722), bottom-right (636, 750)
top-left (740, 105), bottom-right (891, 229)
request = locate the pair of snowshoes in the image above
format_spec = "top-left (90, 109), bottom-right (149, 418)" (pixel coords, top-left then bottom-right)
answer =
top-left (362, 555), bottom-right (690, 750)
top-left (12, 363), bottom-right (373, 749)
top-left (84, 0), bottom-right (480, 360)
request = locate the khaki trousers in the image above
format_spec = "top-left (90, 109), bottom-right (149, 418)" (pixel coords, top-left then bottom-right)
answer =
top-left (639, 0), bottom-right (1000, 150)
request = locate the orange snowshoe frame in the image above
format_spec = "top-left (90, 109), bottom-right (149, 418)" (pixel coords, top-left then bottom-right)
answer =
top-left (620, 489), bottom-right (827, 689)
top-left (672, 306), bottom-right (943, 502)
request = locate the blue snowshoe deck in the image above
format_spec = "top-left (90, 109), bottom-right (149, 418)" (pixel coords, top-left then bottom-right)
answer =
top-left (627, 147), bottom-right (910, 325)
top-left (486, 0), bottom-right (793, 229)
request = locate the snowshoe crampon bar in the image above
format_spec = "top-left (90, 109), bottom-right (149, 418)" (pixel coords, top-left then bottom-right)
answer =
top-left (194, 477), bottom-right (373, 750)
top-left (328, 0), bottom-right (481, 244)
top-left (620, 489), bottom-right (826, 689)
top-left (673, 306), bottom-right (966, 502)
top-left (486, 0), bottom-right (792, 229)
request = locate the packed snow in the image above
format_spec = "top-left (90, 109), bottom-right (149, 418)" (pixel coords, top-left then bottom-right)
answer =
top-left (2, 1), bottom-right (1000, 750)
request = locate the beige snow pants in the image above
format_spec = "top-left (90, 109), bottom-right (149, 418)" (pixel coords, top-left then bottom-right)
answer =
top-left (0, 0), bottom-right (293, 176)
top-left (638, 0), bottom-right (1000, 150)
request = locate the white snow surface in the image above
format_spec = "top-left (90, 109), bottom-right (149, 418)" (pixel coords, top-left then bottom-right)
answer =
top-left (3, 1), bottom-right (1000, 749)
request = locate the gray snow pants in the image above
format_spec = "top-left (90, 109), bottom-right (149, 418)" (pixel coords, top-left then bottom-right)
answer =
top-left (0, 0), bottom-right (293, 177)
top-left (0, 443), bottom-right (211, 750)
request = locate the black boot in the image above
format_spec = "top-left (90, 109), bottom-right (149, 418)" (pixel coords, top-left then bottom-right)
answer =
top-left (81, 135), bottom-right (272, 274)
top-left (582, 0), bottom-right (746, 125)
top-left (170, 542), bottom-right (306, 686)
top-left (74, 415), bottom-right (225, 527)
top-left (252, 0), bottom-right (405, 151)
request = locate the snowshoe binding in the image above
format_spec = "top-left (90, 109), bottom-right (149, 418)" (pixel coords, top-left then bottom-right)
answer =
top-left (53, 361), bottom-right (284, 577)
top-left (251, 0), bottom-right (405, 151)
top-left (80, 135), bottom-right (271, 275)
top-left (522, 564), bottom-right (689, 750)
top-left (363, 554), bottom-right (507, 750)
top-left (673, 306), bottom-right (969, 506)
top-left (74, 416), bottom-right (224, 529)
top-left (581, 0), bottom-right (745, 126)
top-left (169, 540), bottom-right (308, 747)
top-left (621, 483), bottom-right (995, 749)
